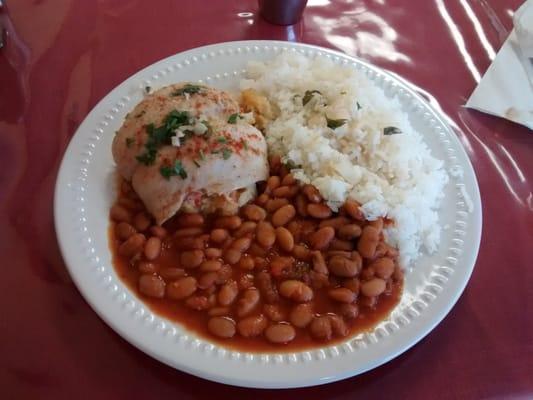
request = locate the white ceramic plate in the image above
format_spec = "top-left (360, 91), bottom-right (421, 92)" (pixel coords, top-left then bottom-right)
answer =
top-left (54, 40), bottom-right (482, 388)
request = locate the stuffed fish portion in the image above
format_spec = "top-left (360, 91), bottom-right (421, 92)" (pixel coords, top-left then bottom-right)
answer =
top-left (112, 83), bottom-right (268, 224)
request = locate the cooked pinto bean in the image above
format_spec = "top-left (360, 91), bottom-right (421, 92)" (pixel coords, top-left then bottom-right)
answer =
top-left (339, 303), bottom-right (359, 319)
top-left (223, 248), bottom-right (241, 265)
top-left (269, 256), bottom-right (294, 277)
top-left (210, 228), bottom-right (229, 244)
top-left (279, 280), bottom-right (314, 302)
top-left (289, 304), bottom-right (314, 328)
top-left (371, 257), bottom-right (395, 279)
top-left (177, 213), bottom-right (204, 227)
top-left (360, 266), bottom-right (375, 280)
top-left (361, 278), bottom-right (386, 297)
top-left (302, 184), bottom-right (322, 203)
top-left (265, 323), bottom-right (296, 344)
top-left (198, 272), bottom-right (218, 289)
top-left (266, 198), bottom-right (290, 212)
top-left (343, 199), bottom-right (364, 220)
top-left (327, 250), bottom-right (352, 259)
top-left (309, 316), bottom-right (332, 341)
top-left (234, 253), bottom-right (253, 269)
top-left (207, 317), bottom-right (236, 338)
top-left (248, 242), bottom-right (268, 257)
top-left (236, 288), bottom-right (260, 317)
top-left (144, 237), bottom-right (162, 260)
top-left (271, 204), bottom-right (296, 227)
top-left (180, 250), bottom-right (205, 269)
top-left (199, 259), bottom-right (222, 272)
top-left (243, 204), bottom-right (267, 221)
top-left (149, 225), bottom-right (167, 238)
top-left (295, 194), bottom-right (308, 217)
top-left (337, 224), bottom-right (362, 240)
top-left (307, 203), bottom-right (332, 219)
top-left (269, 154), bottom-right (282, 173)
top-left (358, 226), bottom-right (380, 258)
top-left (208, 307), bottom-right (230, 317)
top-left (138, 261), bottom-right (157, 274)
top-left (293, 244), bottom-right (311, 261)
top-left (256, 193), bottom-right (269, 206)
top-left (329, 238), bottom-right (354, 251)
top-left (256, 221), bottom-right (276, 248)
top-left (308, 226), bottom-right (335, 250)
top-left (319, 216), bottom-right (350, 230)
top-left (166, 276), bottom-right (197, 300)
top-left (133, 212), bottom-right (151, 232)
top-left (205, 247), bottom-right (222, 259)
top-left (234, 221), bottom-right (257, 238)
top-left (275, 227), bottom-right (294, 252)
top-left (175, 236), bottom-right (206, 250)
top-left (231, 237), bottom-right (252, 252)
top-left (215, 264), bottom-right (232, 284)
top-left (329, 255), bottom-right (360, 277)
top-left (218, 280), bottom-right (238, 306)
top-left (185, 295), bottom-right (209, 310)
top-left (281, 173), bottom-right (296, 186)
top-left (119, 233), bottom-right (146, 257)
top-left (238, 273), bottom-right (254, 290)
top-left (369, 218), bottom-right (384, 233)
top-left (265, 175), bottom-right (281, 193)
top-left (329, 315), bottom-right (348, 337)
top-left (237, 314), bottom-right (268, 337)
top-left (138, 275), bottom-right (165, 298)
top-left (328, 288), bottom-right (356, 303)
top-left (159, 267), bottom-right (186, 279)
top-left (256, 271), bottom-right (279, 303)
top-left (393, 265), bottom-right (404, 282)
top-left (110, 204), bottom-right (132, 223)
top-left (173, 227), bottom-right (204, 238)
top-left (263, 304), bottom-right (286, 322)
top-left (214, 216), bottom-right (242, 230)
top-left (311, 251), bottom-right (328, 275)
top-left (116, 222), bottom-right (137, 240)
top-left (342, 278), bottom-right (360, 294)
top-left (272, 185), bottom-right (291, 198)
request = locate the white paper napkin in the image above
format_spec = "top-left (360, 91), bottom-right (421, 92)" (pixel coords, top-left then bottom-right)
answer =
top-left (465, 0), bottom-right (533, 130)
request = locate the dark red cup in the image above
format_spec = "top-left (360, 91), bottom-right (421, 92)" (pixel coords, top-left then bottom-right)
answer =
top-left (258, 0), bottom-right (308, 25)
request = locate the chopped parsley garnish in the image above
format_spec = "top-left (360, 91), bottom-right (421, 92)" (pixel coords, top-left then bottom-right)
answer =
top-left (136, 110), bottom-right (191, 165)
top-left (193, 159), bottom-right (201, 168)
top-left (145, 86), bottom-right (151, 94)
top-left (160, 159), bottom-right (187, 180)
top-left (222, 148), bottom-right (232, 160)
top-left (228, 113), bottom-right (240, 124)
top-left (171, 84), bottom-right (202, 96)
top-left (217, 136), bottom-right (228, 143)
top-left (356, 102), bottom-right (362, 110)
top-left (383, 126), bottom-right (402, 135)
top-left (302, 90), bottom-right (321, 106)
top-left (125, 137), bottom-right (134, 148)
top-left (135, 110), bottom-right (146, 118)
top-left (326, 117), bottom-right (348, 129)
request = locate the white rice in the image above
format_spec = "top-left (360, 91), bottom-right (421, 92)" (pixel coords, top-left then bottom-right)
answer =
top-left (240, 53), bottom-right (449, 266)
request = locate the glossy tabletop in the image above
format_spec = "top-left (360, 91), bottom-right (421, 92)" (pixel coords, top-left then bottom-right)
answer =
top-left (1, 0), bottom-right (532, 398)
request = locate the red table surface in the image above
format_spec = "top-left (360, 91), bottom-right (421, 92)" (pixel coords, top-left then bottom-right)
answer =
top-left (1, 0), bottom-right (532, 398)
